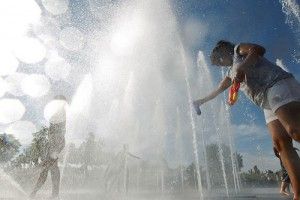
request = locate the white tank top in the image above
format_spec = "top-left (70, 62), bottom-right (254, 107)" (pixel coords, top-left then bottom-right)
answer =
top-left (227, 44), bottom-right (293, 107)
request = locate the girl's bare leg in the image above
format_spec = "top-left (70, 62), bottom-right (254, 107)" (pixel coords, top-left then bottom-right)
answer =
top-left (280, 181), bottom-right (291, 196)
top-left (267, 117), bottom-right (300, 200)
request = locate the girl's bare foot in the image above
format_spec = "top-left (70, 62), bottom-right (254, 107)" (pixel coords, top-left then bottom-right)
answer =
top-left (280, 190), bottom-right (290, 196)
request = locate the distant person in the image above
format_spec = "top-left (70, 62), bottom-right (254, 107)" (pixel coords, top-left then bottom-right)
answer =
top-left (104, 144), bottom-right (140, 193)
top-left (30, 95), bottom-right (68, 199)
top-left (274, 147), bottom-right (291, 196)
top-left (193, 40), bottom-right (300, 200)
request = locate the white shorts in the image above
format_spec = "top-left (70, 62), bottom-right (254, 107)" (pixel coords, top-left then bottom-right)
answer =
top-left (263, 77), bottom-right (300, 124)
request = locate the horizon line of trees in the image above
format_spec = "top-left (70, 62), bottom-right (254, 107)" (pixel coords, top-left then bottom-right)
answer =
top-left (0, 129), bottom-right (283, 189)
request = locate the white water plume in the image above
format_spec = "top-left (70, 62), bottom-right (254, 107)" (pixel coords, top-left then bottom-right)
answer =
top-left (279, 0), bottom-right (300, 62)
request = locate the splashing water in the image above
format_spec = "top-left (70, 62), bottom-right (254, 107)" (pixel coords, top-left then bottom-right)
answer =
top-left (221, 68), bottom-right (241, 193)
top-left (216, 121), bottom-right (229, 197)
top-left (61, 74), bottom-right (93, 179)
top-left (175, 108), bottom-right (185, 192)
top-left (197, 51), bottom-right (230, 196)
top-left (279, 0), bottom-right (300, 62)
top-left (179, 41), bottom-right (204, 199)
top-left (196, 51), bottom-right (211, 192)
top-left (160, 169), bottom-right (165, 193)
top-left (256, 145), bottom-right (265, 171)
top-left (199, 125), bottom-right (211, 191)
top-left (220, 103), bottom-right (239, 194)
top-left (0, 0), bottom-right (295, 198)
top-left (280, 0), bottom-right (300, 25)
top-left (0, 167), bottom-right (27, 196)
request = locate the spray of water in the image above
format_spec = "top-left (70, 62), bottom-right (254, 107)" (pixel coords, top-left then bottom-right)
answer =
top-left (123, 147), bottom-right (128, 193)
top-left (197, 51), bottom-right (231, 196)
top-left (256, 145), bottom-right (265, 171)
top-left (279, 0), bottom-right (300, 62)
top-left (199, 125), bottom-right (211, 191)
top-left (220, 103), bottom-right (238, 194)
top-left (175, 108), bottom-right (185, 192)
top-left (215, 120), bottom-right (229, 197)
top-left (280, 0), bottom-right (300, 24)
top-left (0, 167), bottom-right (27, 196)
top-left (196, 51), bottom-right (212, 191)
top-left (179, 41), bottom-right (204, 199)
top-left (221, 68), bottom-right (241, 193)
top-left (160, 169), bottom-right (165, 193)
top-left (61, 74), bottom-right (93, 179)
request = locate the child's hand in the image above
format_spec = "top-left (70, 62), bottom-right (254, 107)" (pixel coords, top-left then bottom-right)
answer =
top-left (193, 99), bottom-right (205, 106)
top-left (193, 99), bottom-right (203, 115)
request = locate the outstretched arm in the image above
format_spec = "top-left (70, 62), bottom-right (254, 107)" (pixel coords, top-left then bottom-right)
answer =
top-left (234, 43), bottom-right (266, 83)
top-left (194, 76), bottom-right (232, 106)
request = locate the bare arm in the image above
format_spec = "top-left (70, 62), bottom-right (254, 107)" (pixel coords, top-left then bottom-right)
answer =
top-left (194, 76), bottom-right (232, 105)
top-left (235, 43), bottom-right (266, 82)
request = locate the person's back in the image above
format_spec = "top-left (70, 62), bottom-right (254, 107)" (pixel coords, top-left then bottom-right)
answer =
top-left (274, 147), bottom-right (291, 196)
top-left (31, 95), bottom-right (68, 199)
top-left (228, 45), bottom-right (293, 107)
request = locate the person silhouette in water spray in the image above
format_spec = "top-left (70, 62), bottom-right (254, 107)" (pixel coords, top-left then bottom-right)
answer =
top-left (274, 146), bottom-right (299, 196)
top-left (30, 95), bottom-right (68, 199)
top-left (194, 40), bottom-right (300, 200)
top-left (104, 144), bottom-right (140, 193)
top-left (274, 147), bottom-right (291, 196)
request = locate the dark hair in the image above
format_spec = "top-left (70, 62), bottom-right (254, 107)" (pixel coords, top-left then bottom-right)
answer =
top-left (210, 40), bottom-right (235, 64)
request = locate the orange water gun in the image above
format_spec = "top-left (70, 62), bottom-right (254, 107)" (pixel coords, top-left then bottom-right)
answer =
top-left (228, 81), bottom-right (240, 106)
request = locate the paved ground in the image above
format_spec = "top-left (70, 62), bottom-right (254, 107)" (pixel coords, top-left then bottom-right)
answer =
top-left (0, 185), bottom-right (293, 200)
top-left (0, 190), bottom-right (293, 200)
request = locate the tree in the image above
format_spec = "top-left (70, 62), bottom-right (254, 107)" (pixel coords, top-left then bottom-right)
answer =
top-left (0, 133), bottom-right (21, 163)
top-left (235, 152), bottom-right (243, 171)
top-left (13, 127), bottom-right (48, 167)
top-left (206, 144), bottom-right (223, 187)
top-left (240, 165), bottom-right (278, 186)
top-left (206, 143), bottom-right (243, 188)
top-left (28, 127), bottom-right (49, 165)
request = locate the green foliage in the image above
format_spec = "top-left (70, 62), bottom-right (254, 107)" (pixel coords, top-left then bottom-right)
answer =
top-left (235, 152), bottom-right (243, 171)
top-left (240, 165), bottom-right (279, 186)
top-left (12, 129), bottom-right (106, 168)
top-left (13, 127), bottom-right (48, 167)
top-left (183, 143), bottom-right (244, 190)
top-left (206, 143), bottom-right (243, 188)
top-left (0, 134), bottom-right (21, 163)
